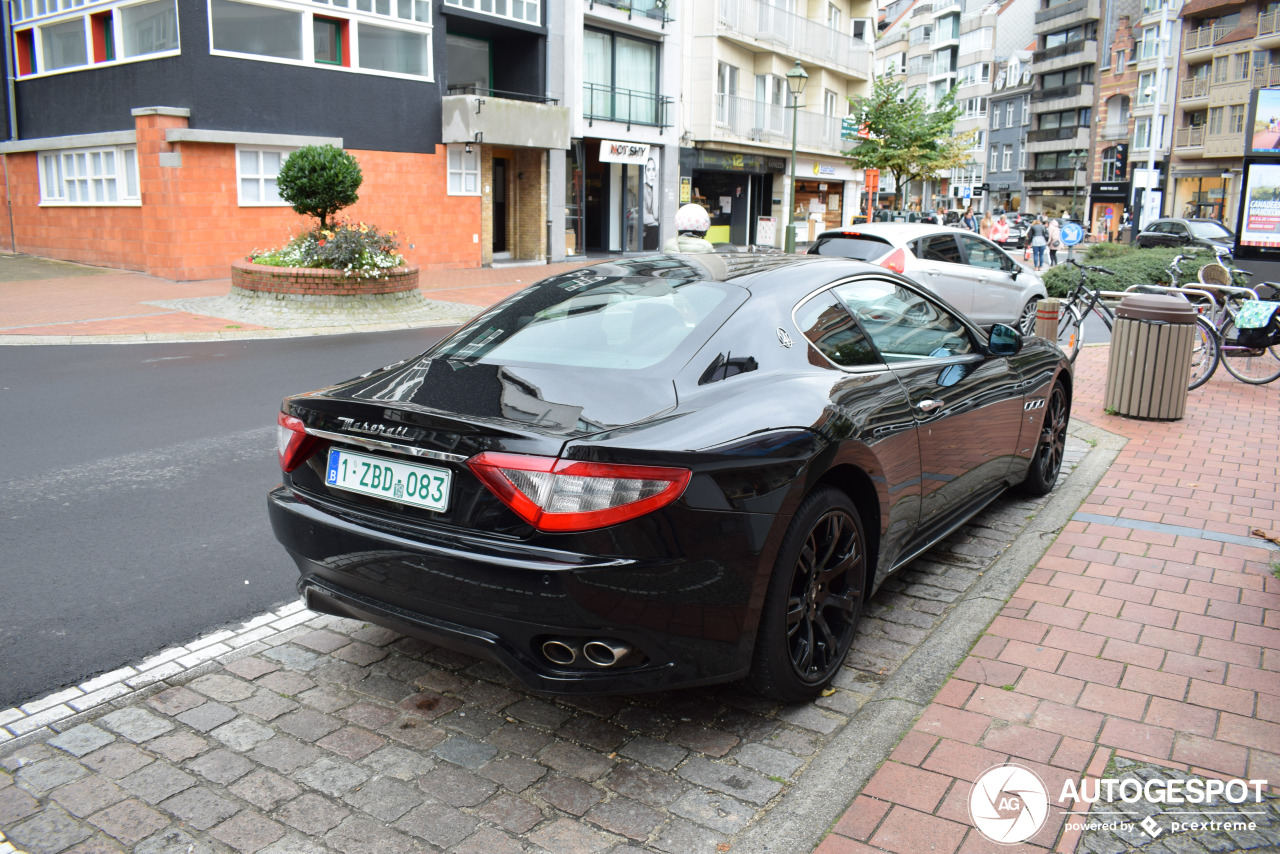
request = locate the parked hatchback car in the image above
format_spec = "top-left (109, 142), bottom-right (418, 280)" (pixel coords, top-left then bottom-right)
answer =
top-left (269, 254), bottom-right (1072, 700)
top-left (1134, 218), bottom-right (1235, 255)
top-left (807, 223), bottom-right (1047, 333)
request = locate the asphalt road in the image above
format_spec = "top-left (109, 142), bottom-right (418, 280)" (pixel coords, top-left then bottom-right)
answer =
top-left (0, 328), bottom-right (449, 708)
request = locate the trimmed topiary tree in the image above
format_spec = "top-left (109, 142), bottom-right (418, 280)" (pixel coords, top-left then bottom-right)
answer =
top-left (276, 144), bottom-right (363, 229)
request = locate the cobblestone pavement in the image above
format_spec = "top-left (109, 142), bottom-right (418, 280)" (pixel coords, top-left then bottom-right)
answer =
top-left (0, 440), bottom-right (1090, 854)
top-left (1076, 757), bottom-right (1280, 853)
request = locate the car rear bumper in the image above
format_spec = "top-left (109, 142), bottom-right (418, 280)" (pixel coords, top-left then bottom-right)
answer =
top-left (267, 486), bottom-right (767, 694)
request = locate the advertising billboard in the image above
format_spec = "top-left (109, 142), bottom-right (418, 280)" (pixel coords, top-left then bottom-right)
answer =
top-left (1234, 161), bottom-right (1280, 261)
top-left (1250, 88), bottom-right (1280, 156)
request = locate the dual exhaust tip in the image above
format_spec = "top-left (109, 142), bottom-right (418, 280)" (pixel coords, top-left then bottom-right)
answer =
top-left (541, 638), bottom-right (635, 668)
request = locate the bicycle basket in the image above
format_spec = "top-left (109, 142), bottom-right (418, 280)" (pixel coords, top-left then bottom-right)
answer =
top-left (1197, 263), bottom-right (1232, 287)
top-left (1234, 300), bottom-right (1280, 349)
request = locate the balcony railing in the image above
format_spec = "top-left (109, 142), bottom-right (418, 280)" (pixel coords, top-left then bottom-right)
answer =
top-left (588, 0), bottom-right (673, 24)
top-left (1255, 64), bottom-right (1280, 88)
top-left (1032, 39), bottom-right (1089, 62)
top-left (1032, 83), bottom-right (1085, 102)
top-left (1180, 77), bottom-right (1209, 99)
top-left (1099, 126), bottom-right (1129, 141)
top-left (712, 94), bottom-right (849, 152)
top-left (717, 0), bottom-right (873, 77)
top-left (447, 85), bottom-right (559, 105)
top-left (1035, 0), bottom-right (1094, 25)
top-left (1259, 9), bottom-right (1278, 37)
top-left (1025, 168), bottom-right (1076, 182)
top-left (1175, 126), bottom-right (1205, 148)
top-left (584, 83), bottom-right (672, 129)
top-left (1183, 23), bottom-right (1229, 51)
top-left (1027, 126), bottom-right (1083, 142)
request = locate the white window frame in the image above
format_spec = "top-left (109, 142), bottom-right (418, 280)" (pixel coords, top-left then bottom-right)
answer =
top-left (38, 145), bottom-right (140, 206)
top-left (442, 0), bottom-right (537, 26)
top-left (1002, 144), bottom-right (1012, 171)
top-left (446, 143), bottom-right (481, 196)
top-left (208, 0), bottom-right (434, 82)
top-left (16, 0), bottom-right (181, 80)
top-left (237, 145), bottom-right (295, 207)
top-left (989, 146), bottom-right (1000, 171)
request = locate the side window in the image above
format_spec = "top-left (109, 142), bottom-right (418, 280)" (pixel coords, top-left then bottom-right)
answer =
top-left (831, 280), bottom-right (974, 362)
top-left (957, 235), bottom-right (1005, 271)
top-left (794, 290), bottom-right (882, 368)
top-left (1169, 224), bottom-right (1188, 237)
top-left (917, 234), bottom-right (964, 264)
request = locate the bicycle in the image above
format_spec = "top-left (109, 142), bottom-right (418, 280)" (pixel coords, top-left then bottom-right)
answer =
top-left (1054, 259), bottom-right (1119, 364)
top-left (1190, 252), bottom-right (1280, 385)
top-left (1058, 258), bottom-right (1221, 390)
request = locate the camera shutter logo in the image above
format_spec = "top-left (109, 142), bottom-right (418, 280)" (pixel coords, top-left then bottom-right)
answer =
top-left (969, 764), bottom-right (1051, 844)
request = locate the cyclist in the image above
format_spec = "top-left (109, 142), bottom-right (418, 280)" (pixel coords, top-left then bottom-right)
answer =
top-left (664, 204), bottom-right (715, 253)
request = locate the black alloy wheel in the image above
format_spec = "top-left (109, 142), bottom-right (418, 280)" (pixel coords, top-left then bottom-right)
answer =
top-left (1019, 382), bottom-right (1069, 495)
top-left (751, 487), bottom-right (865, 701)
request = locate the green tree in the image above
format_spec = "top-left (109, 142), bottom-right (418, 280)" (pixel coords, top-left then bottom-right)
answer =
top-left (844, 76), bottom-right (974, 210)
top-left (276, 145), bottom-right (363, 229)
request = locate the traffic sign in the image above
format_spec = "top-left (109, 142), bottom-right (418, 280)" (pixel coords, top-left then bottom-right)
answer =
top-left (1061, 222), bottom-right (1083, 246)
top-left (841, 117), bottom-right (858, 139)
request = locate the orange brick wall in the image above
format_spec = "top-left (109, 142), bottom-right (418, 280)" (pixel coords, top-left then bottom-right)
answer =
top-left (0, 112), bottom-right (483, 281)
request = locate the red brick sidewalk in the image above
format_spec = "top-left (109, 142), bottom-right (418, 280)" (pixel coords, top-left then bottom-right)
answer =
top-left (0, 257), bottom-right (592, 337)
top-left (821, 347), bottom-right (1280, 854)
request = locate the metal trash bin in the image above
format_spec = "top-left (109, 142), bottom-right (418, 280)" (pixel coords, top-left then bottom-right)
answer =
top-left (1104, 293), bottom-right (1197, 420)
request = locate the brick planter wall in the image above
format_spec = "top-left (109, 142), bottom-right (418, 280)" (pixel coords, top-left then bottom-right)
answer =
top-left (231, 260), bottom-right (419, 296)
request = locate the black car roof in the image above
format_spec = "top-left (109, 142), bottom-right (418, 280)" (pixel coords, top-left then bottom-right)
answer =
top-left (535, 253), bottom-right (879, 291)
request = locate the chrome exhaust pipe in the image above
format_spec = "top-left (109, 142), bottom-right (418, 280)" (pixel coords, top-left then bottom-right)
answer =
top-left (541, 639), bottom-right (579, 666)
top-left (582, 640), bottom-right (632, 667)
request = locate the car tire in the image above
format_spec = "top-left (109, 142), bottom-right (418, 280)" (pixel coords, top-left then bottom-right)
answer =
top-left (1017, 298), bottom-right (1039, 336)
top-left (1018, 381), bottom-right (1070, 496)
top-left (749, 486), bottom-right (866, 702)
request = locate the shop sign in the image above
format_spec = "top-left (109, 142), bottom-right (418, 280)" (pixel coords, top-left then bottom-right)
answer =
top-left (997, 183), bottom-right (1010, 190)
top-left (813, 163), bottom-right (837, 176)
top-left (679, 176), bottom-right (692, 204)
top-left (695, 151), bottom-right (784, 173)
top-left (600, 140), bottom-right (651, 164)
top-left (1090, 182), bottom-right (1130, 197)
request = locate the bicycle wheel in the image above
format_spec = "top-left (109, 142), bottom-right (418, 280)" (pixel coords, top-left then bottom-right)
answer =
top-left (1219, 318), bottom-right (1280, 384)
top-left (1187, 315), bottom-right (1220, 390)
top-left (1056, 304), bottom-right (1085, 362)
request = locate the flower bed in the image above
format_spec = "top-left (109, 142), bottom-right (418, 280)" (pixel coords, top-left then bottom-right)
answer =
top-left (231, 260), bottom-right (419, 297)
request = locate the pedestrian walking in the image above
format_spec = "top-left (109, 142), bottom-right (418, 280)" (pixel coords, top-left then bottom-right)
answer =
top-left (1048, 218), bottom-right (1063, 266)
top-left (990, 213), bottom-right (1009, 245)
top-left (962, 207), bottom-right (977, 232)
top-left (980, 211), bottom-right (994, 239)
top-left (1027, 215), bottom-right (1049, 271)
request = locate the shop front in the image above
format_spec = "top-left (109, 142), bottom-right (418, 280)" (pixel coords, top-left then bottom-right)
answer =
top-left (1172, 170), bottom-right (1229, 224)
top-left (990, 183), bottom-right (1023, 215)
top-left (680, 149), bottom-right (785, 246)
top-left (792, 158), bottom-right (865, 241)
top-left (568, 138), bottom-right (664, 255)
top-left (1089, 182), bottom-right (1131, 243)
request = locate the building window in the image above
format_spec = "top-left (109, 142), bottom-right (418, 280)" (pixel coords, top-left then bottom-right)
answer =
top-left (1100, 146), bottom-right (1125, 181)
top-left (41, 18), bottom-right (89, 70)
top-left (990, 146), bottom-right (1000, 171)
top-left (446, 143), bottom-right (480, 196)
top-left (1229, 104), bottom-right (1245, 134)
top-left (211, 0), bottom-right (432, 78)
top-left (120, 0), bottom-right (178, 57)
top-left (1134, 116), bottom-right (1151, 148)
top-left (1018, 144), bottom-right (1027, 170)
top-left (1005, 101), bottom-right (1014, 127)
top-left (1137, 71), bottom-right (1155, 105)
top-left (716, 61), bottom-right (738, 126)
top-left (584, 28), bottom-right (661, 126)
top-left (1022, 96), bottom-right (1030, 125)
top-left (443, 0), bottom-right (537, 25)
top-left (1002, 144), bottom-right (1012, 172)
top-left (1207, 106), bottom-right (1223, 135)
top-left (38, 146), bottom-right (140, 205)
top-left (16, 0), bottom-right (180, 76)
top-left (238, 147), bottom-right (293, 205)
top-left (1213, 56), bottom-right (1228, 83)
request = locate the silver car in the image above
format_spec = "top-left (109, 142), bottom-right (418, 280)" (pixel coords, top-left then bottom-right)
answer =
top-left (807, 223), bottom-right (1047, 333)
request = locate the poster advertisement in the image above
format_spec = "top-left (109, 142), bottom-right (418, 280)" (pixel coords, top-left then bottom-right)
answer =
top-left (1238, 161), bottom-right (1280, 250)
top-left (1250, 88), bottom-right (1280, 155)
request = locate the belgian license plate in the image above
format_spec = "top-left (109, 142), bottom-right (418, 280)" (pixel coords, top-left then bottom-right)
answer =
top-left (325, 448), bottom-right (451, 512)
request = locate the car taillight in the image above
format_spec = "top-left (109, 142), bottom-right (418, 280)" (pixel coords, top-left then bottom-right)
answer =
top-left (879, 248), bottom-right (907, 274)
top-left (467, 452), bottom-right (692, 532)
top-left (277, 411), bottom-right (318, 473)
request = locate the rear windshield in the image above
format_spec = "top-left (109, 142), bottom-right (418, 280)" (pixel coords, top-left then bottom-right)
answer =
top-left (432, 277), bottom-right (735, 370)
top-left (808, 235), bottom-right (892, 262)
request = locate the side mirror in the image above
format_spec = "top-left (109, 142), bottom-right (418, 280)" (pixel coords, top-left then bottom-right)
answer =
top-left (988, 324), bottom-right (1022, 356)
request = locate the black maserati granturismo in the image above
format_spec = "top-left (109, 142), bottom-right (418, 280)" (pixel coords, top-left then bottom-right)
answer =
top-left (268, 253), bottom-right (1071, 701)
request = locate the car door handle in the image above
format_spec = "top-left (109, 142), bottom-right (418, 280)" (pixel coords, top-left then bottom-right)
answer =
top-left (924, 270), bottom-right (942, 276)
top-left (918, 399), bottom-right (944, 412)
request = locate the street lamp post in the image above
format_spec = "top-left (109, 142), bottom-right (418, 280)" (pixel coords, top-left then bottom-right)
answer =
top-left (1068, 149), bottom-right (1087, 261)
top-left (784, 60), bottom-right (809, 254)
